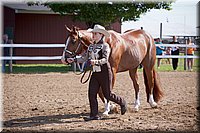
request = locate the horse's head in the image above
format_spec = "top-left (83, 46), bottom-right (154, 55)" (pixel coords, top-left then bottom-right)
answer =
top-left (61, 26), bottom-right (91, 64)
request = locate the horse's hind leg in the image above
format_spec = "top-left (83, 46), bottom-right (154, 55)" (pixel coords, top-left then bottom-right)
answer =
top-left (102, 68), bottom-right (118, 115)
top-left (129, 68), bottom-right (140, 111)
top-left (98, 88), bottom-right (111, 116)
top-left (143, 67), bottom-right (157, 108)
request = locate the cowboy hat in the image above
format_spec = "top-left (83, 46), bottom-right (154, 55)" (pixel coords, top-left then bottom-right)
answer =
top-left (87, 24), bottom-right (110, 37)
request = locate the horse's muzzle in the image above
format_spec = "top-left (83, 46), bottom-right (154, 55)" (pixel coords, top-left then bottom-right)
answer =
top-left (61, 57), bottom-right (69, 65)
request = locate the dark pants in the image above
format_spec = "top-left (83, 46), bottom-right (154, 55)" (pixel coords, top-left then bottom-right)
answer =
top-left (88, 63), bottom-right (125, 117)
top-left (2, 60), bottom-right (9, 73)
top-left (171, 49), bottom-right (179, 70)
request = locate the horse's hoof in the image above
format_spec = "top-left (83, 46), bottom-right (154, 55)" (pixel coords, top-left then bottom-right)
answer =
top-left (150, 102), bottom-right (157, 108)
top-left (110, 104), bottom-right (116, 110)
top-left (102, 111), bottom-right (109, 116)
top-left (134, 106), bottom-right (139, 112)
top-left (134, 101), bottom-right (140, 112)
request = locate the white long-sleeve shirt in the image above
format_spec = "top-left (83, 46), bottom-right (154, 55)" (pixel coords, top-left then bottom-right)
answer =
top-left (76, 42), bottom-right (111, 72)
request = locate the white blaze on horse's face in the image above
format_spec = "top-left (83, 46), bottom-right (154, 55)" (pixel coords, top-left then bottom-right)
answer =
top-left (64, 37), bottom-right (70, 53)
top-left (67, 32), bottom-right (83, 55)
top-left (61, 37), bottom-right (70, 64)
top-left (63, 35), bottom-right (77, 58)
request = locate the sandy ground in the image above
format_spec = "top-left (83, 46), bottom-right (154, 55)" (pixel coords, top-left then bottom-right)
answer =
top-left (1, 71), bottom-right (199, 132)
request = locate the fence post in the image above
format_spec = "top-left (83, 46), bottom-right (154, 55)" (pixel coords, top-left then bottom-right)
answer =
top-left (184, 38), bottom-right (187, 70)
top-left (9, 47), bottom-right (13, 73)
top-left (160, 23), bottom-right (162, 40)
top-left (184, 47), bottom-right (187, 70)
top-left (73, 62), bottom-right (76, 72)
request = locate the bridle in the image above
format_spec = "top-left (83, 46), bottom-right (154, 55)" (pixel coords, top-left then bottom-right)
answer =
top-left (63, 31), bottom-right (92, 84)
top-left (63, 31), bottom-right (88, 58)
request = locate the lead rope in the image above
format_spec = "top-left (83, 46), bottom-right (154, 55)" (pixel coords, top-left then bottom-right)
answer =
top-left (73, 62), bottom-right (92, 84)
top-left (73, 63), bottom-right (84, 75)
top-left (80, 70), bottom-right (92, 84)
top-left (73, 61), bottom-right (92, 84)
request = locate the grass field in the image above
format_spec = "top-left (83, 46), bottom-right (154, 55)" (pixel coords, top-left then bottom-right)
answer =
top-left (154, 57), bottom-right (199, 72)
top-left (3, 64), bottom-right (71, 74)
top-left (3, 57), bottom-right (199, 74)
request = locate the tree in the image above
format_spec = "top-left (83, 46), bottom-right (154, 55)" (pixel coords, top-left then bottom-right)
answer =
top-left (28, 1), bottom-right (173, 28)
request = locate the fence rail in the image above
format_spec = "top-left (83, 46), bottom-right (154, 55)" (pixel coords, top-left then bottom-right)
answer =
top-left (0, 43), bottom-right (199, 60)
top-left (0, 44), bottom-right (65, 48)
top-left (0, 43), bottom-right (198, 72)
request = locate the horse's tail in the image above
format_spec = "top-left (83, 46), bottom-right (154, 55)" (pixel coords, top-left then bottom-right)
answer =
top-left (143, 67), bottom-right (164, 103)
top-left (152, 68), bottom-right (163, 102)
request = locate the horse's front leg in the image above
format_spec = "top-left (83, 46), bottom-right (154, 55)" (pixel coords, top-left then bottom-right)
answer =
top-left (129, 68), bottom-right (140, 112)
top-left (98, 87), bottom-right (115, 116)
top-left (102, 97), bottom-right (117, 116)
top-left (101, 67), bottom-right (118, 115)
top-left (97, 88), bottom-right (108, 114)
top-left (102, 97), bottom-right (111, 116)
top-left (103, 67), bottom-right (117, 115)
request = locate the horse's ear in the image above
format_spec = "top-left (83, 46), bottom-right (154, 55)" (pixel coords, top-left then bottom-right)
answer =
top-left (65, 25), bottom-right (71, 32)
top-left (72, 26), bottom-right (76, 33)
top-left (72, 26), bottom-right (80, 32)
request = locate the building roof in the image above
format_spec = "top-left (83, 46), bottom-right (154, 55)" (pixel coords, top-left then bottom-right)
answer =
top-left (4, 3), bottom-right (56, 14)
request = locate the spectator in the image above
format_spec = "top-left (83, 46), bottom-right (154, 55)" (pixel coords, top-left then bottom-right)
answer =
top-left (2, 34), bottom-right (13, 73)
top-left (164, 47), bottom-right (171, 64)
top-left (186, 38), bottom-right (196, 71)
top-left (170, 36), bottom-right (180, 71)
top-left (155, 38), bottom-right (165, 68)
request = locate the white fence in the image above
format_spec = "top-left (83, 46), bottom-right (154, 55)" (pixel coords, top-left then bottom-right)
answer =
top-left (0, 44), bottom-right (64, 60)
top-left (0, 43), bottom-right (199, 60)
top-left (0, 43), bottom-right (198, 73)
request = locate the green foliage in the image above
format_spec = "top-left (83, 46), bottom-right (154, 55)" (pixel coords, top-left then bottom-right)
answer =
top-left (28, 1), bottom-right (173, 27)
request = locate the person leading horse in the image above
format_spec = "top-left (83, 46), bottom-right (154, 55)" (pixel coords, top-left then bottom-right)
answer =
top-left (66, 24), bottom-right (127, 121)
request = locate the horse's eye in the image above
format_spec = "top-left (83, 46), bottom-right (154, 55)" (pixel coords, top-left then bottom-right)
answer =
top-left (71, 37), bottom-right (76, 44)
top-left (72, 39), bottom-right (76, 44)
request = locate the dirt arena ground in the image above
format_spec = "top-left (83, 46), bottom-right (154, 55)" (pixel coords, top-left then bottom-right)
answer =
top-left (2, 71), bottom-right (199, 132)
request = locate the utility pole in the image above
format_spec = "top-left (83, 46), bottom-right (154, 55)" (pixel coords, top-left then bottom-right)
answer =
top-left (160, 23), bottom-right (162, 40)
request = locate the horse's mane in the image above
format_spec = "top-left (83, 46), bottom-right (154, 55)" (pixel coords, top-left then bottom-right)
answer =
top-left (77, 28), bottom-right (127, 48)
top-left (123, 29), bottom-right (137, 33)
top-left (106, 30), bottom-right (124, 48)
top-left (78, 29), bottom-right (121, 48)
top-left (79, 30), bottom-right (92, 39)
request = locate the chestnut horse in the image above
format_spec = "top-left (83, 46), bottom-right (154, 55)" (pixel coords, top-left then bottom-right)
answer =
top-left (61, 26), bottom-right (163, 115)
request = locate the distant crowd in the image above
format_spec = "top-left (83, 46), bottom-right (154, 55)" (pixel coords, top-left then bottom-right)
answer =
top-left (155, 36), bottom-right (196, 71)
